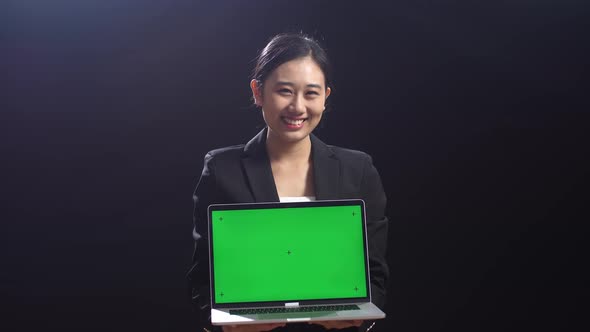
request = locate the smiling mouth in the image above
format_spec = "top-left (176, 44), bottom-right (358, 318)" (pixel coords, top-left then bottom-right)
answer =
top-left (282, 117), bottom-right (307, 126)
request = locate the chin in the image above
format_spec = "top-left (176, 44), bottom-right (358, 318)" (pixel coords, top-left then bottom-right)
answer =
top-left (276, 131), bottom-right (311, 144)
top-left (283, 133), bottom-right (309, 142)
top-left (267, 122), bottom-right (318, 144)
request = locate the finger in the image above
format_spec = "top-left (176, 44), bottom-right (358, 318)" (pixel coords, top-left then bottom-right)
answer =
top-left (310, 321), bottom-right (340, 329)
top-left (258, 323), bottom-right (286, 331)
top-left (311, 320), bottom-right (363, 329)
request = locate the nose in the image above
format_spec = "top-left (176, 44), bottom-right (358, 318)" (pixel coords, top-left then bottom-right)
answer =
top-left (290, 94), bottom-right (306, 114)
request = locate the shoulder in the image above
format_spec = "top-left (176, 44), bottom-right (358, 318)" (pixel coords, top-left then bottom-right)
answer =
top-left (311, 134), bottom-right (373, 168)
top-left (328, 145), bottom-right (373, 164)
top-left (197, 145), bottom-right (247, 177)
top-left (325, 145), bottom-right (375, 176)
top-left (203, 144), bottom-right (246, 164)
top-left (203, 128), bottom-right (267, 164)
top-left (325, 145), bottom-right (380, 189)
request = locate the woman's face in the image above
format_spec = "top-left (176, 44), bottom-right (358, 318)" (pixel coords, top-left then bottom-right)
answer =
top-left (251, 56), bottom-right (331, 145)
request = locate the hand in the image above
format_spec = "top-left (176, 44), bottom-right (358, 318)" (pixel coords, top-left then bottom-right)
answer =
top-left (309, 320), bottom-right (363, 330)
top-left (221, 323), bottom-right (286, 332)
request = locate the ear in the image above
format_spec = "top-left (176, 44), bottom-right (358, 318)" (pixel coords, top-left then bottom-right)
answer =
top-left (250, 79), bottom-right (262, 106)
top-left (325, 86), bottom-right (331, 99)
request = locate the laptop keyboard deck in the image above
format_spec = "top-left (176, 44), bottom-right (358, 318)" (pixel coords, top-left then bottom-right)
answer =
top-left (230, 304), bottom-right (360, 315)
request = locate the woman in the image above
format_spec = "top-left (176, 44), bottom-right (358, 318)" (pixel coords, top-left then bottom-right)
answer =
top-left (187, 33), bottom-right (389, 332)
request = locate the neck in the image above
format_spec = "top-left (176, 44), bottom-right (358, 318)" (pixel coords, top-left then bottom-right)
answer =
top-left (265, 132), bottom-right (312, 162)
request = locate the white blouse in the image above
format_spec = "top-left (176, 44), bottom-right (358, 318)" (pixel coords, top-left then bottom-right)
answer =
top-left (279, 196), bottom-right (316, 203)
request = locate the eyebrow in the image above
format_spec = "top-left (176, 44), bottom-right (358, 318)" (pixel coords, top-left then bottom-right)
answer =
top-left (275, 81), bottom-right (323, 89)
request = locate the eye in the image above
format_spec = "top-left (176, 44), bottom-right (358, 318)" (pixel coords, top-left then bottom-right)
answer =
top-left (278, 88), bottom-right (292, 95)
top-left (306, 91), bottom-right (320, 96)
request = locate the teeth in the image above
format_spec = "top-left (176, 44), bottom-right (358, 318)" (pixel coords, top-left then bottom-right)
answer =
top-left (283, 118), bottom-right (304, 125)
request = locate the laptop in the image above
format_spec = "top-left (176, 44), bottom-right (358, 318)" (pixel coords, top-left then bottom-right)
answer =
top-left (207, 199), bottom-right (386, 325)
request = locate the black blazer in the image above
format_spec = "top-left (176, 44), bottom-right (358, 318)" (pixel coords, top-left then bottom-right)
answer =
top-left (187, 128), bottom-right (389, 331)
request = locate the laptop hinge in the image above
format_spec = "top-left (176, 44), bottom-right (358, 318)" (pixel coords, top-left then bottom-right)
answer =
top-left (284, 302), bottom-right (299, 308)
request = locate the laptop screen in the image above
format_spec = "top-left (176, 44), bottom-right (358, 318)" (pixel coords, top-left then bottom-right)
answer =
top-left (208, 200), bottom-right (369, 307)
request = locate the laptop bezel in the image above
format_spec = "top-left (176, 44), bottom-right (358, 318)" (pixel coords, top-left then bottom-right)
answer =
top-left (207, 199), bottom-right (372, 310)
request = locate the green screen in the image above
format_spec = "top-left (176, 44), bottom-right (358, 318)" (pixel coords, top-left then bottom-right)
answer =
top-left (211, 205), bottom-right (367, 304)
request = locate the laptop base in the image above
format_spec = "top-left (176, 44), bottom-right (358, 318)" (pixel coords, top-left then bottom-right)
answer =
top-left (211, 302), bottom-right (385, 325)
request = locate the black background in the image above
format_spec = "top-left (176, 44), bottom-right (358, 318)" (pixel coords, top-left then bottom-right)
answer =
top-left (2, 1), bottom-right (588, 331)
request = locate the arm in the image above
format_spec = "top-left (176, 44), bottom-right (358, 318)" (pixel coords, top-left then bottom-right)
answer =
top-left (187, 153), bottom-right (220, 332)
top-left (360, 154), bottom-right (389, 331)
top-left (314, 153), bottom-right (389, 332)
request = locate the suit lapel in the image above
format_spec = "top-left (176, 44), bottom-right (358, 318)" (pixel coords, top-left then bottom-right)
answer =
top-left (241, 129), bottom-right (341, 202)
top-left (241, 128), bottom-right (280, 202)
top-left (311, 134), bottom-right (341, 200)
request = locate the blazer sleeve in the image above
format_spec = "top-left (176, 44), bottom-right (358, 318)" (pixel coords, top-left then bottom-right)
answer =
top-left (186, 152), bottom-right (222, 331)
top-left (360, 154), bottom-right (389, 331)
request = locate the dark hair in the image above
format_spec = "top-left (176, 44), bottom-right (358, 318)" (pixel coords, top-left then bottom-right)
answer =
top-left (252, 33), bottom-right (332, 92)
